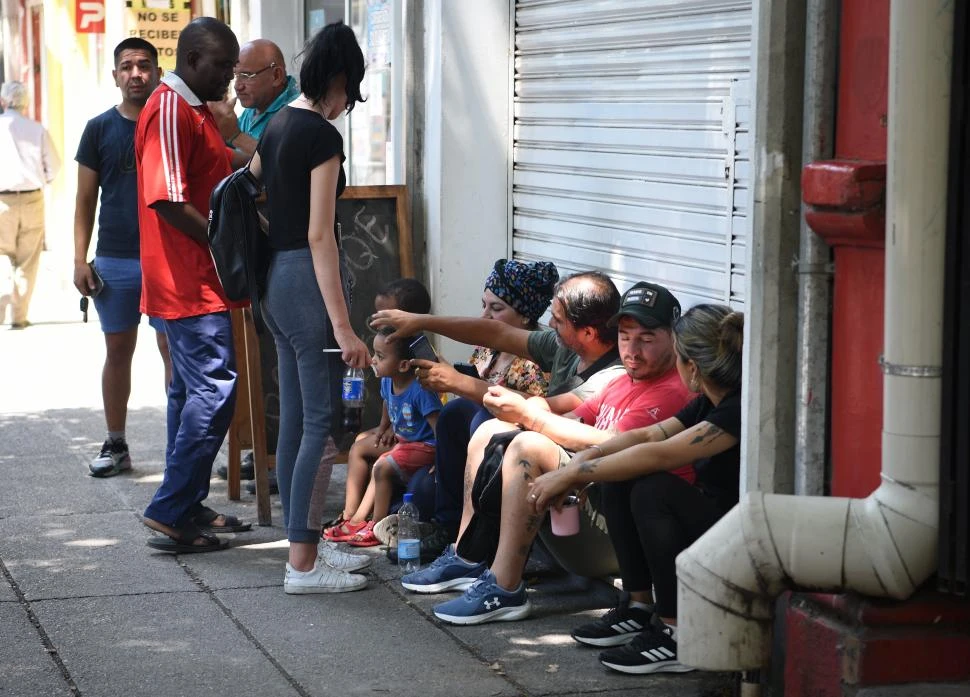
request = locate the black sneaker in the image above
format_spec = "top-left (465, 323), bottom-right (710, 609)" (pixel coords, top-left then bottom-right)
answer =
top-left (571, 597), bottom-right (655, 647)
top-left (216, 451), bottom-right (255, 480)
top-left (598, 616), bottom-right (696, 675)
top-left (386, 521), bottom-right (454, 564)
top-left (89, 439), bottom-right (132, 478)
top-left (245, 469), bottom-right (278, 495)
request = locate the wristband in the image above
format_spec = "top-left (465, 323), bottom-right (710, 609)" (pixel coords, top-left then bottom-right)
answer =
top-left (227, 130), bottom-right (242, 146)
top-left (588, 444), bottom-right (604, 457)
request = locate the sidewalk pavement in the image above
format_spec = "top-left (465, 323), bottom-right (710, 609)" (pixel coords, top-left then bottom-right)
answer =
top-left (0, 320), bottom-right (734, 697)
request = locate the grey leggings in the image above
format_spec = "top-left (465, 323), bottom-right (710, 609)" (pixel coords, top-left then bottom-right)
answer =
top-left (262, 247), bottom-right (349, 543)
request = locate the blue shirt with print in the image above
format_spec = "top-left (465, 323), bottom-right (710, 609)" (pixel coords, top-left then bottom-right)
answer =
top-left (380, 377), bottom-right (441, 446)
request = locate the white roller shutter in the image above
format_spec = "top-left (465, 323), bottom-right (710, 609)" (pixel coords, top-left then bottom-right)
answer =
top-left (512, 0), bottom-right (752, 309)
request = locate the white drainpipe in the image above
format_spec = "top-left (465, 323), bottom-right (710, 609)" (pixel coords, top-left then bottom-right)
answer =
top-left (675, 0), bottom-right (952, 671)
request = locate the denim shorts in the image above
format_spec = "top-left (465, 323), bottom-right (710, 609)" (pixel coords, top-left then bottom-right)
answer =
top-left (91, 256), bottom-right (165, 334)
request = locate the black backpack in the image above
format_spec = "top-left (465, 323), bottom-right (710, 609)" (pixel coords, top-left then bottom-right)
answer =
top-left (207, 165), bottom-right (268, 330)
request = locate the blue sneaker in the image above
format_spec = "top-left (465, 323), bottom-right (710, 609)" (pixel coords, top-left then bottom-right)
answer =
top-left (401, 544), bottom-right (486, 594)
top-left (432, 569), bottom-right (532, 625)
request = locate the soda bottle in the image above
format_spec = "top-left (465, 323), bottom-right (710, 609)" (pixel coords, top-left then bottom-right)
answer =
top-left (397, 493), bottom-right (421, 574)
top-left (342, 366), bottom-right (365, 435)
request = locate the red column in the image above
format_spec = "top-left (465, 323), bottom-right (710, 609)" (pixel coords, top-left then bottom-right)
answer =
top-left (789, 4), bottom-right (970, 696)
top-left (802, 0), bottom-right (889, 498)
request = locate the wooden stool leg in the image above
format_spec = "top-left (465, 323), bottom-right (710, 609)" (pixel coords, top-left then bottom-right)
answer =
top-left (243, 308), bottom-right (272, 526)
top-left (227, 307), bottom-right (251, 500)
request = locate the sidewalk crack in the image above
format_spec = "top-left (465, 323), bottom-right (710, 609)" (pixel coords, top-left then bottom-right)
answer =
top-left (0, 556), bottom-right (82, 696)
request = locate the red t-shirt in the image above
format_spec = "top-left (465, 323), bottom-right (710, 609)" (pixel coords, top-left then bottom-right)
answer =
top-left (135, 75), bottom-right (242, 318)
top-left (572, 367), bottom-right (696, 483)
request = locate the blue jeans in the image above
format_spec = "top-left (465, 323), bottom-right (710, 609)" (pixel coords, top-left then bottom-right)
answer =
top-left (144, 312), bottom-right (237, 528)
top-left (263, 248), bottom-right (347, 544)
top-left (431, 397), bottom-right (492, 529)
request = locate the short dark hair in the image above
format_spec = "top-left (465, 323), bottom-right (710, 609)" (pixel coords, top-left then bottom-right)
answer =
top-left (375, 326), bottom-right (417, 361)
top-left (299, 21), bottom-right (366, 113)
top-left (555, 271), bottom-right (621, 344)
top-left (377, 278), bottom-right (432, 314)
top-left (114, 38), bottom-right (158, 66)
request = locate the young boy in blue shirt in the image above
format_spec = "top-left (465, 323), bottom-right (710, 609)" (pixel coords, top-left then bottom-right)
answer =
top-left (326, 328), bottom-right (441, 546)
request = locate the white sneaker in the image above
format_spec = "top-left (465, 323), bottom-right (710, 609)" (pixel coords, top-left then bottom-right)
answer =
top-left (318, 541), bottom-right (372, 572)
top-left (283, 563), bottom-right (368, 594)
top-left (373, 514), bottom-right (398, 547)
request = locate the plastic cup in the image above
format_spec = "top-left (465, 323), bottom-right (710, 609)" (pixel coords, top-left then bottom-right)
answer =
top-left (550, 502), bottom-right (580, 536)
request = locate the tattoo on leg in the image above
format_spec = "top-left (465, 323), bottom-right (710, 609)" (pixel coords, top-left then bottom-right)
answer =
top-left (525, 513), bottom-right (540, 534)
top-left (518, 458), bottom-right (534, 482)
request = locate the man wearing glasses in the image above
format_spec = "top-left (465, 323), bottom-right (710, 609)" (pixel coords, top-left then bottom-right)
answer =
top-left (210, 39), bottom-right (300, 169)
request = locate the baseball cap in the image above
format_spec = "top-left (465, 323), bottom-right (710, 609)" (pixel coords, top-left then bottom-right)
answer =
top-left (608, 281), bottom-right (681, 329)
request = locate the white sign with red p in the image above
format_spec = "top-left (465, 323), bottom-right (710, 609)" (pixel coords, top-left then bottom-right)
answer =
top-left (76, 0), bottom-right (105, 34)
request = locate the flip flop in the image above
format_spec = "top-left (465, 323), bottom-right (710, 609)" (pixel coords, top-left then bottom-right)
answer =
top-left (192, 505), bottom-right (252, 533)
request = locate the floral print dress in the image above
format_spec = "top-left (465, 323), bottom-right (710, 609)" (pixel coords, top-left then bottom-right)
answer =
top-left (469, 346), bottom-right (549, 396)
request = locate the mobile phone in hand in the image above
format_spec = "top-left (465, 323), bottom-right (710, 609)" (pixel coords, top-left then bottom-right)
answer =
top-left (453, 362), bottom-right (479, 378)
top-left (88, 262), bottom-right (105, 298)
top-left (409, 334), bottom-right (440, 363)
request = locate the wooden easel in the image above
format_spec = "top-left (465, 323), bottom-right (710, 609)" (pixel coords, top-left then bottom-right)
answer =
top-left (227, 307), bottom-right (273, 525)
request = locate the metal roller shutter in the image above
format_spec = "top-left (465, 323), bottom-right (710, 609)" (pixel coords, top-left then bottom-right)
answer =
top-left (512, 0), bottom-right (752, 309)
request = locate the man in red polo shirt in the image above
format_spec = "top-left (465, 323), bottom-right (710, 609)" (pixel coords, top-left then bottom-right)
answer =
top-left (137, 17), bottom-right (249, 552)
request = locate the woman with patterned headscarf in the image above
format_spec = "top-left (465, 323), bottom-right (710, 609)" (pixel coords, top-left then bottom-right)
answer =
top-left (369, 259), bottom-right (559, 560)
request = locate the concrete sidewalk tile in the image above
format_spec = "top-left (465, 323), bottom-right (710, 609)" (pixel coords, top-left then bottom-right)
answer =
top-left (0, 602), bottom-right (73, 696)
top-left (33, 593), bottom-right (298, 697)
top-left (0, 458), bottom-right (128, 519)
top-left (0, 578), bottom-right (18, 601)
top-left (217, 586), bottom-right (519, 697)
top-left (0, 510), bottom-right (197, 600)
top-left (390, 571), bottom-right (733, 696)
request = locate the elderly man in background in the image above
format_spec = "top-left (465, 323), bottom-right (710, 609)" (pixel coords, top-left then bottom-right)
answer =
top-left (210, 38), bottom-right (300, 168)
top-left (0, 81), bottom-right (60, 329)
top-left (210, 38), bottom-right (300, 493)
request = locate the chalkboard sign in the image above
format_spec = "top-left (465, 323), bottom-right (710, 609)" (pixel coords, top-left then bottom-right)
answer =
top-left (257, 185), bottom-right (413, 453)
top-left (336, 185), bottom-right (414, 439)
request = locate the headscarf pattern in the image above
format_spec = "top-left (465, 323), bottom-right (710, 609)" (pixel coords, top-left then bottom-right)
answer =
top-left (484, 258), bottom-right (559, 322)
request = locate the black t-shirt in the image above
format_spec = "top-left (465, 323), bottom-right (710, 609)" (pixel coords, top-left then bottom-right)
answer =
top-left (674, 387), bottom-right (742, 510)
top-left (256, 106), bottom-right (346, 250)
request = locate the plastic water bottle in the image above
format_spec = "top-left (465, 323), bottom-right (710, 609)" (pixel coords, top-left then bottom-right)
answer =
top-left (341, 366), bottom-right (365, 435)
top-left (397, 493), bottom-right (421, 574)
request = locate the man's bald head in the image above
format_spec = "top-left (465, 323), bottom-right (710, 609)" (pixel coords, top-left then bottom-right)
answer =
top-left (174, 17), bottom-right (239, 102)
top-left (240, 39), bottom-right (286, 71)
top-left (234, 38), bottom-right (289, 113)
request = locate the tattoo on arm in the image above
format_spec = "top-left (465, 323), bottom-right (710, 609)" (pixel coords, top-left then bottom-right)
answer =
top-left (689, 423), bottom-right (725, 446)
top-left (578, 458), bottom-right (599, 475)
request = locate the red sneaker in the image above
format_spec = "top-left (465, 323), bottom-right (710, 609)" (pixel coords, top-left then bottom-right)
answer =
top-left (347, 521), bottom-right (381, 547)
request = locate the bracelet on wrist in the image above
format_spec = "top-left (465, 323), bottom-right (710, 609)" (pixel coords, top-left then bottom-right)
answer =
top-left (588, 444), bottom-right (604, 457)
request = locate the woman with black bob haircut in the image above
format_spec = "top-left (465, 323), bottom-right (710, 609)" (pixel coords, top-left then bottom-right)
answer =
top-left (248, 21), bottom-right (372, 595)
top-left (299, 20), bottom-right (366, 112)
top-left (528, 304), bottom-right (744, 676)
